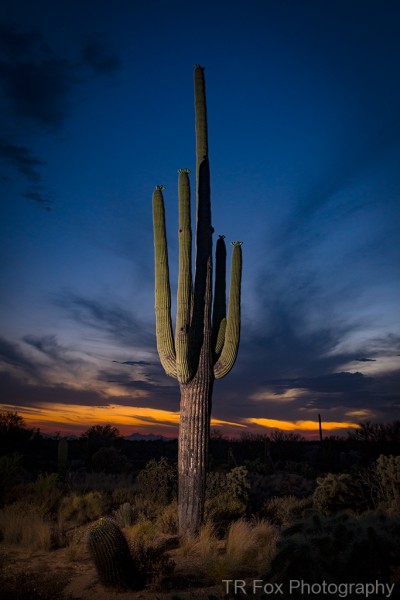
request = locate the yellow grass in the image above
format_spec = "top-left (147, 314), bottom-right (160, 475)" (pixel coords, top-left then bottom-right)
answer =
top-left (0, 502), bottom-right (54, 551)
top-left (178, 518), bottom-right (278, 582)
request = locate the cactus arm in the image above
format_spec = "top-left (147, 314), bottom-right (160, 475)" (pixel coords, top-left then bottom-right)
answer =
top-left (152, 186), bottom-right (177, 378)
top-left (212, 234), bottom-right (227, 356)
top-left (214, 317), bottom-right (226, 355)
top-left (213, 242), bottom-right (242, 379)
top-left (176, 169), bottom-right (193, 383)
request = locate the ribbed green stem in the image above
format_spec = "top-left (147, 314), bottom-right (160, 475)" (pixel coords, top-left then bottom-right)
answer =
top-left (152, 187), bottom-right (177, 378)
top-left (212, 235), bottom-right (227, 356)
top-left (214, 242), bottom-right (242, 379)
top-left (176, 170), bottom-right (193, 383)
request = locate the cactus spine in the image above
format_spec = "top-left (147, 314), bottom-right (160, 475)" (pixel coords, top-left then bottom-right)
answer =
top-left (152, 66), bottom-right (242, 535)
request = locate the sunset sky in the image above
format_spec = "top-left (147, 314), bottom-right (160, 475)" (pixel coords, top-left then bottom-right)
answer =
top-left (1, 0), bottom-right (399, 438)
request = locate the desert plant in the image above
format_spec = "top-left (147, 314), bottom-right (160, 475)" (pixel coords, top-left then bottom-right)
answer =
top-left (152, 65), bottom-right (243, 535)
top-left (91, 446), bottom-right (129, 473)
top-left (87, 517), bottom-right (141, 589)
top-left (0, 453), bottom-right (22, 502)
top-left (313, 472), bottom-right (364, 514)
top-left (263, 495), bottom-right (313, 528)
top-left (204, 466), bottom-right (250, 528)
top-left (125, 523), bottom-right (175, 590)
top-left (155, 501), bottom-right (179, 535)
top-left (7, 473), bottom-right (62, 515)
top-left (265, 511), bottom-right (400, 586)
top-left (57, 439), bottom-right (68, 476)
top-left (376, 454), bottom-right (400, 508)
top-left (179, 519), bottom-right (278, 583)
top-left (137, 457), bottom-right (177, 506)
top-left (0, 502), bottom-right (55, 551)
top-left (113, 501), bottom-right (135, 528)
top-left (111, 486), bottom-right (137, 506)
top-left (58, 491), bottom-right (108, 527)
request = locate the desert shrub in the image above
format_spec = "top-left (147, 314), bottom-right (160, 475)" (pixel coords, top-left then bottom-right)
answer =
top-left (66, 471), bottom-right (133, 494)
top-left (137, 457), bottom-right (177, 506)
top-left (264, 511), bottom-right (400, 587)
top-left (91, 446), bottom-right (130, 473)
top-left (312, 472), bottom-right (364, 514)
top-left (0, 502), bottom-right (55, 551)
top-left (58, 491), bottom-right (108, 527)
top-left (6, 472), bottom-right (62, 515)
top-left (250, 471), bottom-right (315, 500)
top-left (262, 495), bottom-right (314, 527)
top-left (204, 466), bottom-right (250, 529)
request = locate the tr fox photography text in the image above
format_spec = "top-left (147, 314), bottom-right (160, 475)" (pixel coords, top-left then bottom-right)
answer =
top-left (222, 580), bottom-right (396, 598)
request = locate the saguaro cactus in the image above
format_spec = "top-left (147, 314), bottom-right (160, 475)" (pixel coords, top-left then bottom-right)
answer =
top-left (152, 65), bottom-right (242, 535)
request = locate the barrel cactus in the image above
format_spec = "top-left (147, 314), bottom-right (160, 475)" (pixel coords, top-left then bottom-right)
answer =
top-left (87, 517), bottom-right (143, 589)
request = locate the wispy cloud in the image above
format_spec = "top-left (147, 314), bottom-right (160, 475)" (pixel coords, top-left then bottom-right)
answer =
top-left (54, 292), bottom-right (155, 348)
top-left (0, 22), bottom-right (121, 207)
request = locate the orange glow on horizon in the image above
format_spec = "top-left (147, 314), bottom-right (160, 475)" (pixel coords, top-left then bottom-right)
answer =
top-left (0, 403), bottom-right (245, 436)
top-left (247, 417), bottom-right (360, 431)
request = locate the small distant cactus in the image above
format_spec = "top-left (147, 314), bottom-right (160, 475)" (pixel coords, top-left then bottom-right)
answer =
top-left (121, 502), bottom-right (135, 527)
top-left (57, 438), bottom-right (68, 476)
top-left (376, 454), bottom-right (400, 506)
top-left (87, 517), bottom-right (142, 589)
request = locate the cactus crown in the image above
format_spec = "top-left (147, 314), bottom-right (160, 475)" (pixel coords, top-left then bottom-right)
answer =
top-left (152, 66), bottom-right (242, 383)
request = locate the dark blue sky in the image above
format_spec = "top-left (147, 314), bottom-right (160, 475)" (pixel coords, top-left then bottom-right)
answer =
top-left (1, 0), bottom-right (399, 437)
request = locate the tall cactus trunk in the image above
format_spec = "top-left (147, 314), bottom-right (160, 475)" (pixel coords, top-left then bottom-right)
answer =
top-left (178, 374), bottom-right (213, 534)
top-left (152, 65), bottom-right (242, 536)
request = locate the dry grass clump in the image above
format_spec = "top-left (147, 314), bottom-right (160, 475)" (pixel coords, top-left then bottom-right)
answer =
top-left (263, 495), bottom-right (314, 527)
top-left (177, 518), bottom-right (278, 582)
top-left (0, 502), bottom-right (55, 551)
top-left (155, 501), bottom-right (179, 535)
top-left (58, 491), bottom-right (108, 528)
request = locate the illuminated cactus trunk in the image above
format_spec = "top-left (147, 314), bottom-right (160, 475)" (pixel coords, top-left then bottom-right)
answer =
top-left (152, 65), bottom-right (242, 535)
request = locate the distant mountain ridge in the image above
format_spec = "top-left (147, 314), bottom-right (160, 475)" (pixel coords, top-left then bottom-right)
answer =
top-left (123, 432), bottom-right (171, 442)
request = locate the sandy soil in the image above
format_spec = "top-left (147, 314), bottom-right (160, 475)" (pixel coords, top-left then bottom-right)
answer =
top-left (1, 541), bottom-right (225, 600)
